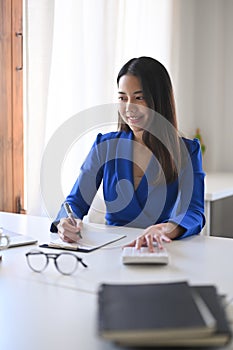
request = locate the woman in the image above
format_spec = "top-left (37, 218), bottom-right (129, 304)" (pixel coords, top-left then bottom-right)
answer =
top-left (51, 57), bottom-right (205, 251)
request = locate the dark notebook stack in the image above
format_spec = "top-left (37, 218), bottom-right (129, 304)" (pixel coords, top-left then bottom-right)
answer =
top-left (98, 281), bottom-right (232, 347)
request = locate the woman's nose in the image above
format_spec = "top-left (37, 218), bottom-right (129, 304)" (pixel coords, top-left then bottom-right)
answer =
top-left (125, 101), bottom-right (137, 114)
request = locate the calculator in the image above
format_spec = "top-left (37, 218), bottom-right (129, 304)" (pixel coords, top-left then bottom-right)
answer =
top-left (122, 246), bottom-right (169, 265)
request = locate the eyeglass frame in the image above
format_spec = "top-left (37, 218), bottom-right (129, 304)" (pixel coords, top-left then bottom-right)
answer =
top-left (25, 250), bottom-right (88, 275)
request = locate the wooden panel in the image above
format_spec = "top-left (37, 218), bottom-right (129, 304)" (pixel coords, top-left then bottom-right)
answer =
top-left (12, 0), bottom-right (24, 212)
top-left (0, 0), bottom-right (14, 211)
top-left (0, 0), bottom-right (24, 213)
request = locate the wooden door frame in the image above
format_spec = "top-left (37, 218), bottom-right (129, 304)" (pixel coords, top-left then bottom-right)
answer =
top-left (0, 0), bottom-right (24, 213)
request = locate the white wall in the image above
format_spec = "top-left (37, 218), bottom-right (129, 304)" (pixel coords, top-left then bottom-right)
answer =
top-left (171, 0), bottom-right (233, 172)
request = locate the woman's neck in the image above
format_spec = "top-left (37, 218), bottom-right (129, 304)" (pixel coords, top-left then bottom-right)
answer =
top-left (133, 131), bottom-right (144, 144)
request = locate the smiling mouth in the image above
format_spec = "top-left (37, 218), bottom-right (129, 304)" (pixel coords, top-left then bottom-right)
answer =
top-left (127, 115), bottom-right (143, 123)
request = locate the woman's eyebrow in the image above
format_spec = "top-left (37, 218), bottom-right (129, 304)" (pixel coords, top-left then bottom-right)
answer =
top-left (118, 90), bottom-right (143, 94)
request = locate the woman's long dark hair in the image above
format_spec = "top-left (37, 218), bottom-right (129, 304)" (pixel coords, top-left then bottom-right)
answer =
top-left (117, 56), bottom-right (181, 183)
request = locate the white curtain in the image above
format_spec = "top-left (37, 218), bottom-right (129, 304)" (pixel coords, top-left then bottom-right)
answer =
top-left (44, 0), bottom-right (173, 142)
top-left (25, 0), bottom-right (233, 217)
top-left (25, 0), bottom-right (55, 215)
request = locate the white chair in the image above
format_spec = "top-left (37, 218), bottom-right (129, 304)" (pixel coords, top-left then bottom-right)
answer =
top-left (84, 183), bottom-right (106, 224)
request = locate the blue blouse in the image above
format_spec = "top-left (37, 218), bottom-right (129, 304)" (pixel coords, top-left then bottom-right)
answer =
top-left (51, 131), bottom-right (205, 238)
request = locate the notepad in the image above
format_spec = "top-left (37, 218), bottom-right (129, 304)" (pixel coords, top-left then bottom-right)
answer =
top-left (40, 230), bottom-right (126, 252)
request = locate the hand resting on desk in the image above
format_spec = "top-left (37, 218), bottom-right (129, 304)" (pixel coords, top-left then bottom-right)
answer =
top-left (57, 218), bottom-right (83, 243)
top-left (125, 222), bottom-right (185, 252)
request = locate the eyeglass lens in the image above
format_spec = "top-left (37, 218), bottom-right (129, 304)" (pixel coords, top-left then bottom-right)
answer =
top-left (26, 251), bottom-right (84, 275)
top-left (26, 251), bottom-right (48, 272)
top-left (55, 253), bottom-right (79, 275)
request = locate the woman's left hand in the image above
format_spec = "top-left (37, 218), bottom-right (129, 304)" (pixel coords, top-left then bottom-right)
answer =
top-left (125, 222), bottom-right (183, 252)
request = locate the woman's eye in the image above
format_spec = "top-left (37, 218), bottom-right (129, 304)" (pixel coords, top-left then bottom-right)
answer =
top-left (118, 96), bottom-right (127, 101)
top-left (136, 96), bottom-right (144, 100)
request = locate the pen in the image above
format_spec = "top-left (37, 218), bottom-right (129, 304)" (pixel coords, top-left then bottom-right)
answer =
top-left (64, 202), bottom-right (82, 239)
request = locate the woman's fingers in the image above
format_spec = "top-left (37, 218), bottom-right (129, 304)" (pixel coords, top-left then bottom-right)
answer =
top-left (124, 240), bottom-right (137, 248)
top-left (57, 218), bottom-right (82, 242)
top-left (145, 234), bottom-right (155, 252)
top-left (161, 234), bottom-right (171, 243)
top-left (135, 236), bottom-right (145, 250)
top-left (124, 226), bottom-right (172, 250)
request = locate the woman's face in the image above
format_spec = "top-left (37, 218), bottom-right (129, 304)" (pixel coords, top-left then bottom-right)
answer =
top-left (118, 74), bottom-right (151, 137)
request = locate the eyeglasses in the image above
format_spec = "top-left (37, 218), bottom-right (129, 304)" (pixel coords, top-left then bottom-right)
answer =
top-left (25, 250), bottom-right (88, 275)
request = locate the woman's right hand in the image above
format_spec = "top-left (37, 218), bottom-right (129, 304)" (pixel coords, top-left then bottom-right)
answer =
top-left (57, 218), bottom-right (83, 243)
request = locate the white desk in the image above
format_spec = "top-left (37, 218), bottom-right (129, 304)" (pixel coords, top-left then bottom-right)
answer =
top-left (204, 172), bottom-right (233, 235)
top-left (1, 212), bottom-right (233, 350)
